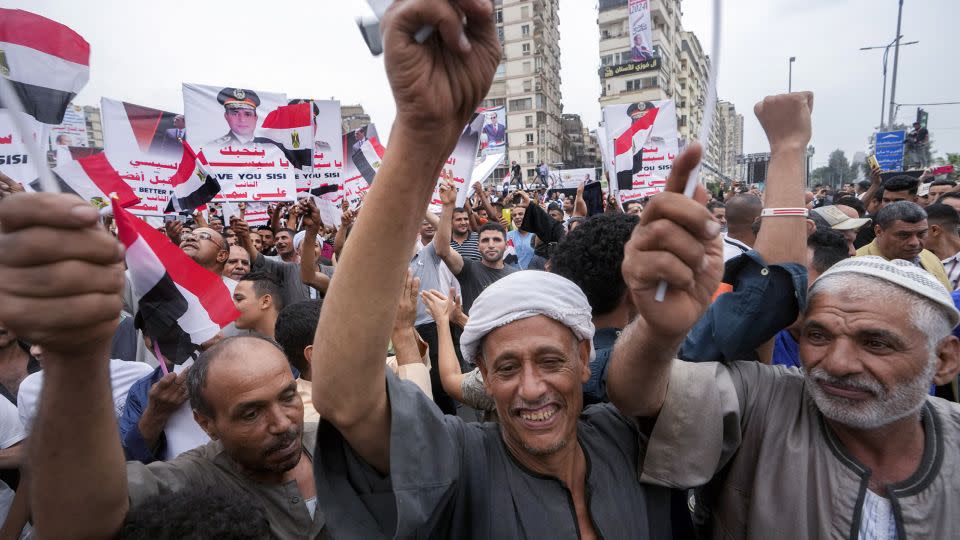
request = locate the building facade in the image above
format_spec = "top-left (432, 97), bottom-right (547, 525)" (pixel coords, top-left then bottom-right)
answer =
top-left (340, 104), bottom-right (372, 134)
top-left (597, 0), bottom-right (741, 187)
top-left (83, 105), bottom-right (103, 149)
top-left (481, 0), bottom-right (563, 182)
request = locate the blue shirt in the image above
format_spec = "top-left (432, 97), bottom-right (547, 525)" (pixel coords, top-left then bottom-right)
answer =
top-left (583, 327), bottom-right (620, 405)
top-left (507, 230), bottom-right (535, 270)
top-left (119, 365), bottom-right (166, 463)
top-left (772, 329), bottom-right (801, 369)
top-left (681, 250), bottom-right (808, 363)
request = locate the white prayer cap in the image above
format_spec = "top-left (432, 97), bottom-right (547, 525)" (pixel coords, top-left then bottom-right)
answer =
top-left (460, 271), bottom-right (595, 365)
top-left (293, 230), bottom-right (307, 251)
top-left (814, 256), bottom-right (960, 327)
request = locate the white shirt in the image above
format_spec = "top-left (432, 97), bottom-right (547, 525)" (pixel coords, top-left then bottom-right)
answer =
top-left (0, 398), bottom-right (25, 533)
top-left (163, 359), bottom-right (211, 460)
top-left (17, 359), bottom-right (153, 435)
top-left (858, 490), bottom-right (898, 540)
top-left (722, 234), bottom-right (751, 262)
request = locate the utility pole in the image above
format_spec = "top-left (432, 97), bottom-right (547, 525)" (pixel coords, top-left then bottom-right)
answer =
top-left (888, 0), bottom-right (905, 127)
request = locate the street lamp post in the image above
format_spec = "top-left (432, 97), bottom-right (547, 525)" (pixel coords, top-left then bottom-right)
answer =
top-left (788, 57), bottom-right (796, 93)
top-left (860, 37), bottom-right (918, 129)
top-left (888, 0), bottom-right (905, 128)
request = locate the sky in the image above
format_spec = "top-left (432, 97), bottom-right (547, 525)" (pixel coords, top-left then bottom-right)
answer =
top-left (10, 0), bottom-right (958, 168)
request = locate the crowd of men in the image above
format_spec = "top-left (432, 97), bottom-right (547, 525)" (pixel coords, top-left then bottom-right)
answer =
top-left (0, 1), bottom-right (958, 538)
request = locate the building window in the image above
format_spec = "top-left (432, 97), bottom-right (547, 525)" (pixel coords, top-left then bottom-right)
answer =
top-left (523, 61), bottom-right (532, 73)
top-left (522, 24), bottom-right (530, 36)
top-left (526, 151), bottom-right (535, 164)
top-left (497, 26), bottom-right (504, 42)
top-left (495, 9), bottom-right (503, 23)
top-left (521, 6), bottom-right (529, 18)
top-left (523, 79), bottom-right (532, 92)
top-left (625, 76), bottom-right (659, 92)
top-left (484, 98), bottom-right (506, 108)
top-left (601, 54), bottom-right (613, 67)
top-left (525, 115), bottom-right (533, 128)
top-left (495, 63), bottom-right (506, 78)
top-left (526, 133), bottom-right (535, 144)
top-left (509, 98), bottom-right (533, 112)
top-left (522, 43), bottom-right (531, 55)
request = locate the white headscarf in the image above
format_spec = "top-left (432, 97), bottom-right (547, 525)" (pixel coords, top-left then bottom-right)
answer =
top-left (459, 271), bottom-right (595, 365)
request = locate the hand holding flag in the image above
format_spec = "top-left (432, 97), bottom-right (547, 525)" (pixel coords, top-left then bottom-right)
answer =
top-left (0, 192), bottom-right (125, 356)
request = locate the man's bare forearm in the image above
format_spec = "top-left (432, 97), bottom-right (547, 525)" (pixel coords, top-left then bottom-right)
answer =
top-left (753, 146), bottom-right (807, 264)
top-left (31, 344), bottom-right (127, 539)
top-left (312, 125), bottom-right (447, 450)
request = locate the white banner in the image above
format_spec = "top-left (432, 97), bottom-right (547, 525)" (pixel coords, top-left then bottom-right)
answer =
top-left (628, 0), bottom-right (654, 62)
top-left (100, 97), bottom-right (183, 216)
top-left (428, 114), bottom-right (484, 213)
top-left (183, 83), bottom-right (295, 203)
top-left (603, 100), bottom-right (678, 202)
top-left (547, 168), bottom-right (599, 190)
top-left (0, 110), bottom-right (45, 186)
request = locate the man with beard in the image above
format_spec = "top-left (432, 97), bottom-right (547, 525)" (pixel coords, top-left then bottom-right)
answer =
top-left (856, 201), bottom-right (951, 290)
top-left (270, 228), bottom-right (298, 264)
top-left (436, 207), bottom-right (517, 314)
top-left (450, 206), bottom-right (481, 260)
top-left (0, 190), bottom-right (327, 537)
top-left (610, 250), bottom-right (960, 537)
top-left (256, 225), bottom-right (277, 255)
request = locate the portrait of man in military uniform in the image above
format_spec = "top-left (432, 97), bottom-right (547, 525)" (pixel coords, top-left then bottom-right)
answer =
top-left (207, 87), bottom-right (261, 147)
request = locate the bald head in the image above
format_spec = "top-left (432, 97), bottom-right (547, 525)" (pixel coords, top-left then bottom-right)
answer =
top-left (187, 336), bottom-right (289, 418)
top-left (725, 194), bottom-right (763, 229)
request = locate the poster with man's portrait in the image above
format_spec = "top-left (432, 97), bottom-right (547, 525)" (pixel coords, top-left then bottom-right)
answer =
top-left (478, 105), bottom-right (506, 156)
top-left (182, 83), bottom-right (295, 203)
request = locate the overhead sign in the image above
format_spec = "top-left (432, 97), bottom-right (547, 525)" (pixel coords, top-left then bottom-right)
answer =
top-left (601, 58), bottom-right (661, 79)
top-left (874, 130), bottom-right (905, 172)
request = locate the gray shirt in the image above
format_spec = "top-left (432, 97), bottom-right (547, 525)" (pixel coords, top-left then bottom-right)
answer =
top-left (410, 242), bottom-right (446, 326)
top-left (127, 423), bottom-right (328, 540)
top-left (455, 259), bottom-right (517, 314)
top-left (313, 371), bottom-right (673, 539)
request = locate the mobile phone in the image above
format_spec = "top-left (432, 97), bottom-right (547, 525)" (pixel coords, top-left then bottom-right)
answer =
top-left (867, 155), bottom-right (880, 171)
top-left (164, 215), bottom-right (176, 223)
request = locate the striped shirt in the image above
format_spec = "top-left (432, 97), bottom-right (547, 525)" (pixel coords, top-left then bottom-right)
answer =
top-left (451, 232), bottom-right (481, 261)
top-left (941, 252), bottom-right (960, 291)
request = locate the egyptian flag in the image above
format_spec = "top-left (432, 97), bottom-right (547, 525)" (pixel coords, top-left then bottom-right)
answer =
top-left (114, 198), bottom-right (239, 364)
top-left (46, 153), bottom-right (140, 208)
top-left (613, 107), bottom-right (660, 191)
top-left (346, 131), bottom-right (386, 184)
top-left (257, 102), bottom-right (313, 170)
top-left (165, 140), bottom-right (220, 213)
top-left (0, 9), bottom-right (90, 124)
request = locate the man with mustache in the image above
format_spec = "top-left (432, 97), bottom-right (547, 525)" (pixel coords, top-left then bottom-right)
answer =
top-left (856, 200), bottom-right (952, 290)
top-left (611, 255), bottom-right (960, 537)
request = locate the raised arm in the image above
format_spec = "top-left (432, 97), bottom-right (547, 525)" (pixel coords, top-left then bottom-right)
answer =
top-left (607, 145), bottom-right (724, 417)
top-left (298, 198), bottom-right (331, 294)
top-left (573, 182), bottom-right (588, 217)
top-left (752, 93), bottom-right (814, 265)
top-left (231, 217), bottom-right (260, 263)
top-left (333, 208), bottom-right (355, 260)
top-left (434, 181), bottom-right (465, 275)
top-left (421, 288), bottom-right (468, 402)
top-left (0, 193), bottom-right (129, 539)
top-left (310, 0), bottom-right (500, 474)
top-left (474, 181), bottom-right (499, 228)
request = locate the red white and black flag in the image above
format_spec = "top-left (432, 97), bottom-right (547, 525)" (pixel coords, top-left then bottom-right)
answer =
top-left (258, 102), bottom-right (313, 171)
top-left (165, 140), bottom-right (221, 213)
top-left (344, 124), bottom-right (386, 185)
top-left (44, 152), bottom-right (141, 209)
top-left (0, 9), bottom-right (90, 124)
top-left (612, 102), bottom-right (660, 191)
top-left (114, 198), bottom-right (239, 364)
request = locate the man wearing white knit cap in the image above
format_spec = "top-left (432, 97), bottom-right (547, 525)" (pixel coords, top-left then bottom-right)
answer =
top-left (611, 250), bottom-right (960, 537)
